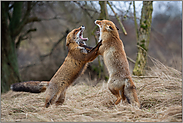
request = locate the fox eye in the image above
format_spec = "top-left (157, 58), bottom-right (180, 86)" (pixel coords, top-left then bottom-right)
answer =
top-left (109, 26), bottom-right (113, 30)
top-left (74, 30), bottom-right (77, 33)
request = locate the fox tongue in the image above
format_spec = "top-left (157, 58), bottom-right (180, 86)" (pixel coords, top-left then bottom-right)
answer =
top-left (79, 36), bottom-right (88, 41)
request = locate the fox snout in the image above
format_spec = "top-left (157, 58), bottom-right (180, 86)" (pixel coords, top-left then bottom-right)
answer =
top-left (80, 25), bottom-right (85, 30)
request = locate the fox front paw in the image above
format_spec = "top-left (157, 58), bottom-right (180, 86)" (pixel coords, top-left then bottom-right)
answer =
top-left (97, 39), bottom-right (102, 47)
top-left (78, 46), bottom-right (88, 54)
top-left (95, 39), bottom-right (102, 50)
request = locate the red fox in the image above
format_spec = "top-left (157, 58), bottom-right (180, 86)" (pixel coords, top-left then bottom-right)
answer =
top-left (11, 26), bottom-right (102, 108)
top-left (95, 20), bottom-right (141, 108)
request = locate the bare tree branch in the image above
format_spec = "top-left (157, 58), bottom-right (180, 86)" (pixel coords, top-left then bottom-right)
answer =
top-left (12, 2), bottom-right (40, 37)
top-left (13, 16), bottom-right (41, 37)
top-left (19, 62), bottom-right (41, 69)
top-left (40, 30), bottom-right (69, 60)
top-left (39, 16), bottom-right (65, 21)
top-left (25, 17), bottom-right (41, 24)
top-left (16, 28), bottom-right (37, 49)
top-left (133, 1), bottom-right (139, 41)
top-left (107, 1), bottom-right (127, 35)
top-left (14, 14), bottom-right (68, 38)
top-left (73, 1), bottom-right (94, 20)
top-left (127, 56), bottom-right (136, 64)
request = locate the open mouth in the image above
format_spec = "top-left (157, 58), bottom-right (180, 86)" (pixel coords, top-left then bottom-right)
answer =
top-left (96, 30), bottom-right (100, 35)
top-left (95, 22), bottom-right (101, 42)
top-left (78, 26), bottom-right (88, 41)
top-left (79, 30), bottom-right (88, 41)
top-left (95, 23), bottom-right (100, 34)
top-left (76, 26), bottom-right (88, 45)
top-left (95, 29), bottom-right (101, 42)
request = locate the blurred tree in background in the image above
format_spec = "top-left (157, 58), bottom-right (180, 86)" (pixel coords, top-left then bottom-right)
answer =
top-left (97, 1), bottom-right (109, 79)
top-left (2, 2), bottom-right (40, 93)
top-left (133, 1), bottom-right (153, 76)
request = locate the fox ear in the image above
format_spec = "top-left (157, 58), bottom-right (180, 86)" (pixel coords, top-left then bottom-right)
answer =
top-left (116, 26), bottom-right (119, 30)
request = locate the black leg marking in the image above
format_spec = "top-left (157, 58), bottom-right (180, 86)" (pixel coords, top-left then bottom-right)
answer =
top-left (125, 95), bottom-right (131, 104)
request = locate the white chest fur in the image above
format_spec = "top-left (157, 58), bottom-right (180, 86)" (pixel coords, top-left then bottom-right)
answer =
top-left (103, 46), bottom-right (130, 79)
top-left (103, 47), bottom-right (117, 76)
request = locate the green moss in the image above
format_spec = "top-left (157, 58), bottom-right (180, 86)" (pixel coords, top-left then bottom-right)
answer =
top-left (140, 24), bottom-right (148, 30)
top-left (140, 43), bottom-right (147, 51)
top-left (141, 39), bottom-right (145, 43)
top-left (105, 76), bottom-right (109, 81)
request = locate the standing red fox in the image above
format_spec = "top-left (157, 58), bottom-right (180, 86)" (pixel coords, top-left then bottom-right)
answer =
top-left (95, 20), bottom-right (141, 108)
top-left (11, 26), bottom-right (102, 108)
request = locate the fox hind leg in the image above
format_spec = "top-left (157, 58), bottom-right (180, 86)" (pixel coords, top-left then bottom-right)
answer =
top-left (45, 90), bottom-right (63, 108)
top-left (108, 86), bottom-right (122, 105)
top-left (45, 92), bottom-right (58, 108)
top-left (44, 87), bottom-right (61, 108)
top-left (119, 85), bottom-right (126, 102)
top-left (124, 78), bottom-right (141, 108)
top-left (55, 90), bottom-right (66, 106)
top-left (45, 82), bottom-right (67, 108)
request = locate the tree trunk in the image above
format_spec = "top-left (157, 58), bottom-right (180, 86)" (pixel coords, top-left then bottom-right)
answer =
top-left (1, 2), bottom-right (21, 93)
top-left (133, 1), bottom-right (153, 76)
top-left (99, 1), bottom-right (109, 20)
top-left (97, 1), bottom-right (109, 79)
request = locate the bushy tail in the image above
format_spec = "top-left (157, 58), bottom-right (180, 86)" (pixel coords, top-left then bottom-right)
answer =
top-left (10, 81), bottom-right (49, 93)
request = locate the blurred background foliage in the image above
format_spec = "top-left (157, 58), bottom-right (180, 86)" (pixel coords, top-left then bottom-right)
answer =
top-left (2, 1), bottom-right (182, 92)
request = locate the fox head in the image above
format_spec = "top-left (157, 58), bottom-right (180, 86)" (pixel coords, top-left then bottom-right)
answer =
top-left (95, 20), bottom-right (120, 42)
top-left (66, 25), bottom-right (88, 46)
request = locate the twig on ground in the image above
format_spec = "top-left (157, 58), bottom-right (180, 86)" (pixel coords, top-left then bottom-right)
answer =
top-left (132, 75), bottom-right (159, 78)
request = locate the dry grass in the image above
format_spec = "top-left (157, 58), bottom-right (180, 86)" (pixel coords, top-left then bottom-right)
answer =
top-left (1, 58), bottom-right (182, 122)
